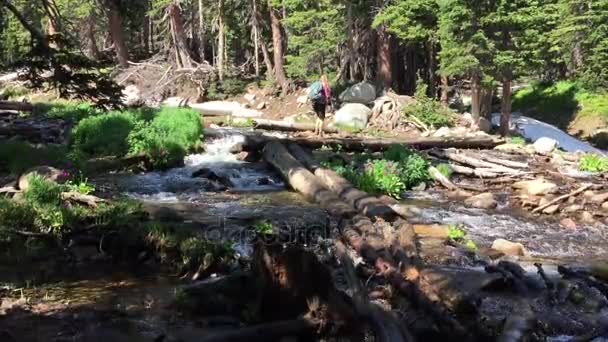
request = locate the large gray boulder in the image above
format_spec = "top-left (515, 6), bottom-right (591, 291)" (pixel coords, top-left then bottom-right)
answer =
top-left (339, 82), bottom-right (377, 105)
top-left (533, 137), bottom-right (558, 155)
top-left (334, 103), bottom-right (371, 130)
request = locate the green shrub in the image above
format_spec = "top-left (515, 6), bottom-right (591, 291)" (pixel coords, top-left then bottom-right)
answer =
top-left (71, 111), bottom-right (138, 157)
top-left (128, 107), bottom-right (202, 169)
top-left (65, 175), bottom-right (95, 195)
top-left (23, 175), bottom-right (64, 206)
top-left (508, 136), bottom-right (527, 146)
top-left (384, 146), bottom-right (430, 189)
top-left (254, 220), bottom-right (274, 235)
top-left (0, 140), bottom-right (69, 175)
top-left (579, 154), bottom-right (608, 173)
top-left (403, 79), bottom-right (454, 128)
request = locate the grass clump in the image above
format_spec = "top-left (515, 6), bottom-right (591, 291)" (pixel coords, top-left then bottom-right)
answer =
top-left (435, 163), bottom-right (453, 179)
top-left (403, 79), bottom-right (454, 128)
top-left (0, 140), bottom-right (69, 175)
top-left (579, 154), bottom-right (608, 173)
top-left (71, 111), bottom-right (138, 157)
top-left (508, 136), bottom-right (527, 146)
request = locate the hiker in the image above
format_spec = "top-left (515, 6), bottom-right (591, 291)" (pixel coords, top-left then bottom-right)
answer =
top-left (308, 75), bottom-right (332, 136)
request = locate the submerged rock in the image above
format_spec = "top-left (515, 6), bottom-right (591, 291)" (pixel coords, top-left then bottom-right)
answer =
top-left (512, 178), bottom-right (558, 196)
top-left (192, 168), bottom-right (233, 188)
top-left (491, 239), bottom-right (527, 257)
top-left (464, 192), bottom-right (497, 209)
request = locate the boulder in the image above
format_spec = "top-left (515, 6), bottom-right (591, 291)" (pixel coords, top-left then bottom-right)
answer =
top-left (18, 166), bottom-right (68, 191)
top-left (122, 84), bottom-right (142, 106)
top-left (512, 179), bottom-right (558, 196)
top-left (339, 82), bottom-right (377, 105)
top-left (464, 192), bottom-right (497, 209)
top-left (533, 137), bottom-right (558, 155)
top-left (478, 117), bottom-right (492, 133)
top-left (581, 211), bottom-right (595, 224)
top-left (602, 202), bottom-right (608, 211)
top-left (491, 239), bottom-right (527, 257)
top-left (244, 93), bottom-right (256, 102)
top-left (590, 192), bottom-right (608, 204)
top-left (334, 103), bottom-right (371, 130)
top-left (256, 102), bottom-right (267, 110)
top-left (433, 126), bottom-right (452, 138)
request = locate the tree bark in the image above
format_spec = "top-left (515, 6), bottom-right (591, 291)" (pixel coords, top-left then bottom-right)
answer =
top-left (346, 1), bottom-right (355, 82)
top-left (500, 78), bottom-right (512, 137)
top-left (427, 41), bottom-right (436, 98)
top-left (250, 0), bottom-right (260, 78)
top-left (168, 2), bottom-right (194, 69)
top-left (253, 119), bottom-right (338, 134)
top-left (106, 0), bottom-right (129, 67)
top-left (268, 1), bottom-right (288, 94)
top-left (440, 76), bottom-right (449, 106)
top-left (86, 13), bottom-right (101, 59)
top-left (198, 0), bottom-right (206, 61)
top-left (143, 15), bottom-right (150, 55)
top-left (470, 74), bottom-right (482, 123)
top-left (217, 0), bottom-right (225, 79)
top-left (376, 25), bottom-right (392, 91)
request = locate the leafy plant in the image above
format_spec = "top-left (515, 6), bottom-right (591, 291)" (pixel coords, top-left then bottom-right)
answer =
top-left (254, 220), bottom-right (274, 235)
top-left (579, 154), bottom-right (608, 173)
top-left (447, 225), bottom-right (466, 242)
top-left (403, 79), bottom-right (454, 128)
top-left (465, 239), bottom-right (478, 252)
top-left (71, 111), bottom-right (138, 157)
top-left (508, 136), bottom-right (527, 146)
top-left (436, 163), bottom-right (453, 178)
top-left (65, 176), bottom-right (95, 195)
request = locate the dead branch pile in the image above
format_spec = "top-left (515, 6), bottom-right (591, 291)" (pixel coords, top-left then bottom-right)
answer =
top-left (431, 148), bottom-right (531, 179)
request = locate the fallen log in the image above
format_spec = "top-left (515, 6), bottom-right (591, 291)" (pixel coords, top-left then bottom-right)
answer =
top-left (254, 119), bottom-right (338, 134)
top-left (61, 191), bottom-right (106, 207)
top-left (479, 155), bottom-right (529, 169)
top-left (428, 166), bottom-right (459, 191)
top-left (287, 143), bottom-right (396, 220)
top-left (531, 184), bottom-right (592, 214)
top-left (207, 129), bottom-right (505, 153)
top-left (441, 149), bottom-right (523, 174)
top-left (262, 141), bottom-right (355, 217)
top-left (449, 164), bottom-right (501, 178)
top-left (0, 101), bottom-right (33, 112)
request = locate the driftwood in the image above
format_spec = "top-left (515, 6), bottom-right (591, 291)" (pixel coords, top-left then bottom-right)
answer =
top-left (262, 141), bottom-right (355, 217)
top-left (449, 164), bottom-right (501, 178)
top-left (254, 119), bottom-right (338, 134)
top-left (441, 149), bottom-right (524, 174)
top-left (428, 166), bottom-right (459, 190)
top-left (287, 143), bottom-right (396, 220)
top-left (531, 184), bottom-right (592, 214)
top-left (0, 100), bottom-right (33, 112)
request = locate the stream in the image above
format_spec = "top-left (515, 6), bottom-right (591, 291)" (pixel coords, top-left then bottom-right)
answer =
top-left (3, 129), bottom-right (608, 341)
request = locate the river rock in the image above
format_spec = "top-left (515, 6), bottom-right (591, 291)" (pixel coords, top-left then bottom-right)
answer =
top-left (491, 239), bottom-right (527, 257)
top-left (256, 101), bottom-right (267, 110)
top-left (560, 218), bottom-right (577, 230)
top-left (122, 84), bottom-right (142, 106)
top-left (602, 202), bottom-right (608, 211)
top-left (433, 126), bottom-right (452, 138)
top-left (413, 224), bottom-right (449, 238)
top-left (512, 179), bottom-right (558, 196)
top-left (581, 211), bottom-right (595, 224)
top-left (543, 204), bottom-right (560, 215)
top-left (533, 137), bottom-right (558, 155)
top-left (464, 192), bottom-right (497, 209)
top-left (192, 168), bottom-right (233, 188)
top-left (244, 93), bottom-right (256, 102)
top-left (339, 81), bottom-right (376, 104)
top-left (334, 103), bottom-right (371, 130)
top-left (18, 166), bottom-right (68, 191)
top-left (478, 117), bottom-right (491, 133)
top-left (590, 192), bottom-right (608, 204)
top-left (563, 204), bottom-right (584, 213)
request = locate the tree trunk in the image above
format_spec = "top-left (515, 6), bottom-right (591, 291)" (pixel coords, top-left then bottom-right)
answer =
top-left (0, 0), bottom-right (47, 44)
top-left (440, 76), bottom-right (449, 106)
top-left (427, 41), bottom-right (436, 98)
top-left (217, 0), bottom-right (225, 80)
top-left (268, 1), bottom-right (288, 94)
top-left (470, 74), bottom-right (481, 123)
top-left (86, 14), bottom-right (101, 59)
top-left (346, 1), bottom-right (355, 82)
top-left (107, 0), bottom-right (129, 67)
top-left (42, 0), bottom-right (60, 48)
top-left (500, 78), bottom-right (512, 137)
top-left (376, 26), bottom-right (392, 91)
top-left (262, 142), bottom-right (355, 217)
top-left (143, 15), bottom-right (150, 55)
top-left (251, 0), bottom-right (260, 78)
top-left (260, 38), bottom-right (274, 80)
top-left (168, 2), bottom-right (194, 69)
top-left (198, 0), bottom-right (206, 61)
top-left (480, 86), bottom-right (493, 118)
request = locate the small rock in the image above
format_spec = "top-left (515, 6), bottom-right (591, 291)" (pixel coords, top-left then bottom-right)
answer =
top-left (533, 137), bottom-right (558, 155)
top-left (256, 102), bottom-right (267, 110)
top-left (581, 211), bottom-right (595, 223)
top-left (512, 179), bottom-right (558, 196)
top-left (244, 93), bottom-right (256, 102)
top-left (560, 218), bottom-right (577, 230)
top-left (433, 126), bottom-right (452, 138)
top-left (491, 239), bottom-right (527, 257)
top-left (297, 95), bottom-right (309, 104)
top-left (235, 151), bottom-right (257, 162)
top-left (584, 190), bottom-right (595, 198)
top-left (542, 204), bottom-right (560, 215)
top-left (563, 204), bottom-right (584, 213)
top-left (590, 192), bottom-right (608, 204)
top-left (464, 192), bottom-right (497, 209)
top-left (602, 202), bottom-right (608, 211)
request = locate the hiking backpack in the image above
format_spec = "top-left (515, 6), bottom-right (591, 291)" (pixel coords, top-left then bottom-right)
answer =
top-left (308, 81), bottom-right (324, 102)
